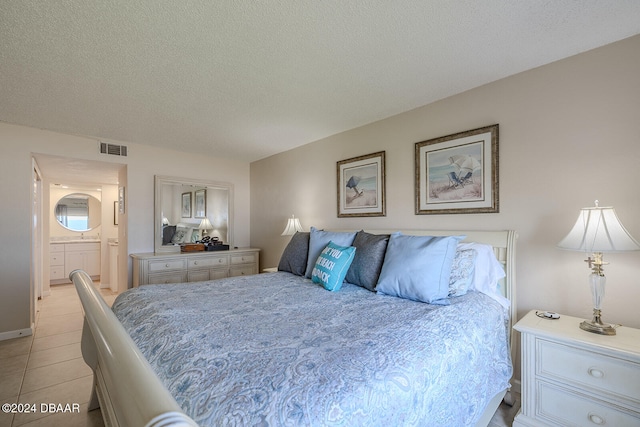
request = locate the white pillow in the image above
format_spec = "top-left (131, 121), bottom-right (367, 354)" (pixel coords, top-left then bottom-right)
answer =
top-left (457, 242), bottom-right (509, 308)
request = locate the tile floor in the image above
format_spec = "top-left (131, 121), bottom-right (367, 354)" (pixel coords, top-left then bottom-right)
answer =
top-left (0, 283), bottom-right (114, 427)
top-left (1, 283), bottom-right (519, 427)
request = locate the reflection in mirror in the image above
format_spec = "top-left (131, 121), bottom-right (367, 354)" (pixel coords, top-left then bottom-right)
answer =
top-left (55, 193), bottom-right (102, 232)
top-left (155, 176), bottom-right (233, 253)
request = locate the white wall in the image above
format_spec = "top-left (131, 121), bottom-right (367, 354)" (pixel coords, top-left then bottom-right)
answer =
top-left (0, 123), bottom-right (251, 337)
top-left (251, 35), bottom-right (640, 334)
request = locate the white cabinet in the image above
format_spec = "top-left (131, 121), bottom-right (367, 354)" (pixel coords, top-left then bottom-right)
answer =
top-left (131, 248), bottom-right (260, 286)
top-left (513, 310), bottom-right (640, 426)
top-left (50, 242), bottom-right (101, 284)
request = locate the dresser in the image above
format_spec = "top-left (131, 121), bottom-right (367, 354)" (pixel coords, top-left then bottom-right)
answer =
top-left (50, 241), bottom-right (101, 284)
top-left (131, 248), bottom-right (260, 286)
top-left (513, 310), bottom-right (640, 426)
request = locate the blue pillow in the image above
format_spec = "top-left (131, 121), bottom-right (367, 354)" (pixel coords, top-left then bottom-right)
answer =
top-left (311, 241), bottom-right (356, 291)
top-left (304, 227), bottom-right (357, 278)
top-left (376, 233), bottom-right (464, 303)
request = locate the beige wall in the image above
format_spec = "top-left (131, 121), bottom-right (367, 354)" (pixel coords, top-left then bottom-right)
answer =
top-left (251, 35), bottom-right (640, 333)
top-left (0, 123), bottom-right (251, 337)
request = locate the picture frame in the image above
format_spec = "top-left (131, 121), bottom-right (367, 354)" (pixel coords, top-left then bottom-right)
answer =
top-left (415, 124), bottom-right (498, 215)
top-left (337, 151), bottom-right (385, 217)
top-left (181, 192), bottom-right (192, 218)
top-left (114, 201), bottom-right (118, 225)
top-left (194, 189), bottom-right (206, 218)
top-left (118, 186), bottom-right (125, 214)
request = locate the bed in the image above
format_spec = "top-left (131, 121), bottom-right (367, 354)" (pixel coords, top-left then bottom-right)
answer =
top-left (71, 229), bottom-right (517, 427)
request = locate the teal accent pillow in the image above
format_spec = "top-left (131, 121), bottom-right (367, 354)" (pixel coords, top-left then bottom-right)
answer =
top-left (376, 233), bottom-right (464, 303)
top-left (304, 227), bottom-right (357, 278)
top-left (311, 241), bottom-right (356, 292)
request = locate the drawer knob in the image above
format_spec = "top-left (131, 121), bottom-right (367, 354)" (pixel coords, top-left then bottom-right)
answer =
top-left (165, 263), bottom-right (170, 268)
top-left (588, 367), bottom-right (604, 378)
top-left (219, 259), bottom-right (223, 263)
top-left (588, 412), bottom-right (605, 425)
top-left (194, 261), bottom-right (198, 265)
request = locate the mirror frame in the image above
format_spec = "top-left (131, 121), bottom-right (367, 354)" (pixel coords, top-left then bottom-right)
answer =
top-left (55, 192), bottom-right (102, 232)
top-left (154, 175), bottom-right (234, 253)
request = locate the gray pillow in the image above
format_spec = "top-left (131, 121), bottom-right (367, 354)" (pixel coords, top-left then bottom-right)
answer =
top-left (345, 231), bottom-right (389, 291)
top-left (277, 232), bottom-right (310, 276)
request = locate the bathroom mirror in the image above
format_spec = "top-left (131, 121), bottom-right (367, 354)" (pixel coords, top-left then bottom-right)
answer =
top-left (55, 193), bottom-right (102, 232)
top-left (154, 175), bottom-right (233, 253)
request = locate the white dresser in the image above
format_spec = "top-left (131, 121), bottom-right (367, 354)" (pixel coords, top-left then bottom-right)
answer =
top-left (131, 248), bottom-right (260, 286)
top-left (50, 241), bottom-right (101, 284)
top-left (514, 310), bottom-right (640, 426)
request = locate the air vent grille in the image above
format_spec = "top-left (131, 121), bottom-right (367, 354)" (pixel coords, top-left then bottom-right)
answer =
top-left (99, 142), bottom-right (128, 156)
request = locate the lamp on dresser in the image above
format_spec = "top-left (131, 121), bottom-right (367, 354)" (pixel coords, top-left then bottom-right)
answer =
top-left (199, 217), bottom-right (213, 237)
top-left (558, 200), bottom-right (640, 335)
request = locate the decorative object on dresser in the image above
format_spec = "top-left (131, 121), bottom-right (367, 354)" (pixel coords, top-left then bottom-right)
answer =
top-left (415, 124), bottom-right (498, 215)
top-left (558, 200), bottom-right (640, 335)
top-left (281, 214), bottom-right (304, 235)
top-left (513, 310), bottom-right (640, 426)
top-left (131, 248), bottom-right (260, 286)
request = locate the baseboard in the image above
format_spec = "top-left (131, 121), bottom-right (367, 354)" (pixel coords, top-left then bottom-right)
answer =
top-left (0, 326), bottom-right (34, 341)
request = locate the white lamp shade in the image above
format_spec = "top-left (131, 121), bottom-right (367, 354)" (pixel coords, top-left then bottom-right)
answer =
top-left (558, 205), bottom-right (640, 253)
top-left (199, 217), bottom-right (213, 231)
top-left (281, 215), bottom-right (303, 236)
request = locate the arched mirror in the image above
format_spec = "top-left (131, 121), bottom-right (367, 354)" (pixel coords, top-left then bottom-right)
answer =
top-left (155, 175), bottom-right (233, 253)
top-left (55, 193), bottom-right (102, 232)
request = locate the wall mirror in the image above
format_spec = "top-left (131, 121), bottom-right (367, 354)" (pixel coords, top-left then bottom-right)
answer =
top-left (155, 175), bottom-right (233, 253)
top-left (55, 193), bottom-right (102, 232)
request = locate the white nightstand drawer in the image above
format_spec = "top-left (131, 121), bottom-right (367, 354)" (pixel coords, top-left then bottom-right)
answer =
top-left (188, 256), bottom-right (227, 269)
top-left (148, 259), bottom-right (187, 272)
top-left (537, 381), bottom-right (640, 426)
top-left (538, 339), bottom-right (640, 404)
top-left (50, 253), bottom-right (64, 266)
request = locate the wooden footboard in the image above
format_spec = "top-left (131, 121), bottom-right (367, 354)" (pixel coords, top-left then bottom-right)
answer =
top-left (70, 269), bottom-right (199, 427)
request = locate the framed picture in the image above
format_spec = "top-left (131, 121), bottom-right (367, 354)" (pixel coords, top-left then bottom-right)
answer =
top-left (118, 186), bottom-right (125, 214)
top-left (337, 151), bottom-right (385, 217)
top-left (415, 124), bottom-right (498, 214)
top-left (181, 192), bottom-right (192, 218)
top-left (194, 189), bottom-right (206, 218)
top-left (113, 201), bottom-right (118, 225)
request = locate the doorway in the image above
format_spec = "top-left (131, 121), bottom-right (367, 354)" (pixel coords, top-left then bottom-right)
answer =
top-left (32, 153), bottom-right (127, 301)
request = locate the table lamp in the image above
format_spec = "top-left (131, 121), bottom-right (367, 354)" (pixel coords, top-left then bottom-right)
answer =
top-left (281, 215), bottom-right (303, 236)
top-left (558, 200), bottom-right (640, 335)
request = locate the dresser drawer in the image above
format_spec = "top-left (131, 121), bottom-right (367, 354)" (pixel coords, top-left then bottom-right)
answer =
top-left (537, 381), bottom-right (640, 426)
top-left (50, 253), bottom-right (64, 266)
top-left (230, 266), bottom-right (255, 277)
top-left (148, 259), bottom-right (187, 273)
top-left (231, 254), bottom-right (256, 265)
top-left (147, 272), bottom-right (188, 285)
top-left (50, 266), bottom-right (65, 280)
top-left (50, 244), bottom-right (65, 253)
top-left (538, 339), bottom-right (640, 404)
top-left (188, 256), bottom-right (228, 269)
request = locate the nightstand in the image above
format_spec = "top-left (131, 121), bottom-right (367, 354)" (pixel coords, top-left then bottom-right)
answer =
top-left (513, 310), bottom-right (640, 426)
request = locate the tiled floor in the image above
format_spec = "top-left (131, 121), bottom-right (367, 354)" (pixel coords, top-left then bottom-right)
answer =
top-left (1, 283), bottom-right (519, 427)
top-left (0, 283), bottom-right (114, 427)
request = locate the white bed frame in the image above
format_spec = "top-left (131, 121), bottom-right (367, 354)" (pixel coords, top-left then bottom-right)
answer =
top-left (70, 229), bottom-right (517, 427)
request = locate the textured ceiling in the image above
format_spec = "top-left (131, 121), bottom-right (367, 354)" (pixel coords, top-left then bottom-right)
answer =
top-left (2, 1), bottom-right (640, 163)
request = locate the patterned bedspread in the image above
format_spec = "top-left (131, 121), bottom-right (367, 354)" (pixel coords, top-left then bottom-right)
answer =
top-left (112, 272), bottom-right (512, 426)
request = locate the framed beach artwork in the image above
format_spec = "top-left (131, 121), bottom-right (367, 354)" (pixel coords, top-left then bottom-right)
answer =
top-left (194, 189), bottom-right (206, 218)
top-left (337, 151), bottom-right (385, 217)
top-left (181, 192), bottom-right (192, 218)
top-left (415, 124), bottom-right (498, 214)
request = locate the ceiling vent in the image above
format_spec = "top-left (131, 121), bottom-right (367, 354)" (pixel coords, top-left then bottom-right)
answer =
top-left (99, 142), bottom-right (128, 157)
